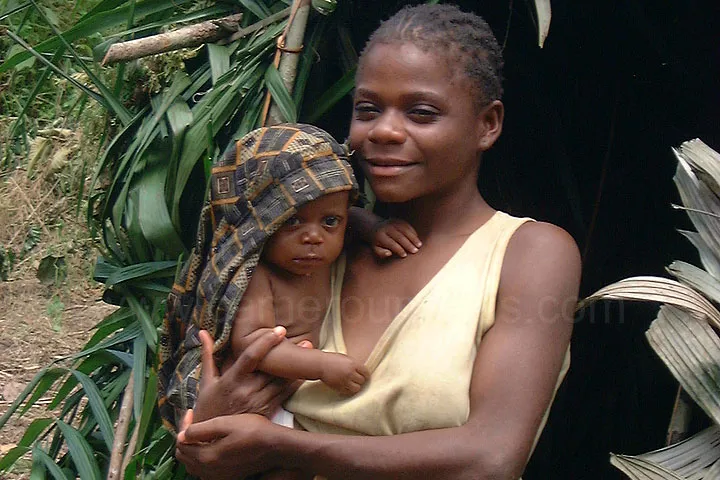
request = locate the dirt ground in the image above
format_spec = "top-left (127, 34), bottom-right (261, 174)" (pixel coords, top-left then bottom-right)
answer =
top-left (0, 153), bottom-right (117, 477)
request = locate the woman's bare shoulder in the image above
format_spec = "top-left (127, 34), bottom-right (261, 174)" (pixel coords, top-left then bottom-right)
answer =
top-left (501, 221), bottom-right (581, 296)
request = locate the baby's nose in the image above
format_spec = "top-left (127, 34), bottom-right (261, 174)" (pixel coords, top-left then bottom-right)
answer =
top-left (301, 226), bottom-right (323, 245)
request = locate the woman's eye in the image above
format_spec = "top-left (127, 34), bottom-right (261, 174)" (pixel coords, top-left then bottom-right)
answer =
top-left (286, 216), bottom-right (301, 227)
top-left (353, 102), bottom-right (379, 120)
top-left (408, 107), bottom-right (439, 122)
top-left (323, 216), bottom-right (340, 228)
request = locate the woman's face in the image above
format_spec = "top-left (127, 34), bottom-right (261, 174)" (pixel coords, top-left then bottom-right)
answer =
top-left (349, 42), bottom-right (490, 204)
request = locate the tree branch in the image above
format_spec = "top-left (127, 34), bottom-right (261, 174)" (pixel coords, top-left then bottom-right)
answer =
top-left (101, 14), bottom-right (244, 66)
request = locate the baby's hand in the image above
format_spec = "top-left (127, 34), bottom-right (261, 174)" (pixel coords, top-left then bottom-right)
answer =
top-left (373, 219), bottom-right (422, 258)
top-left (321, 353), bottom-right (370, 395)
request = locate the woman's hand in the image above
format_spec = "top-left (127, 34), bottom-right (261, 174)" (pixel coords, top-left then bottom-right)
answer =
top-left (177, 414), bottom-right (279, 479)
top-left (187, 327), bottom-right (302, 426)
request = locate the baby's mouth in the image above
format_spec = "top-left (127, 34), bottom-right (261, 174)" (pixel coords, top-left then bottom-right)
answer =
top-left (293, 253), bottom-right (323, 262)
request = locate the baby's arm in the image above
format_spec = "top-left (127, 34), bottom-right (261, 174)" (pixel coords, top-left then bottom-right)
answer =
top-left (348, 206), bottom-right (422, 258)
top-left (231, 266), bottom-right (369, 395)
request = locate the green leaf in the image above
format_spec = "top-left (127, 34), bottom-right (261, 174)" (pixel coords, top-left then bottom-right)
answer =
top-left (137, 370), bottom-right (158, 449)
top-left (71, 322), bottom-right (142, 360)
top-left (146, 456), bottom-right (175, 480)
top-left (304, 66), bottom-right (355, 123)
top-left (208, 43), bottom-right (231, 86)
top-left (0, 417), bottom-right (55, 471)
top-left (5, 44), bottom-right (36, 70)
top-left (51, 352), bottom-right (121, 409)
top-left (82, 307), bottom-right (134, 351)
top-left (19, 418), bottom-right (55, 447)
top-left (70, 370), bottom-right (115, 452)
top-left (265, 64), bottom-right (298, 123)
top-left (104, 261), bottom-right (178, 286)
top-left (37, 255), bottom-right (67, 286)
top-left (31, 445), bottom-right (71, 480)
top-left (100, 368), bottom-right (132, 409)
top-left (19, 368), bottom-right (65, 417)
top-left (124, 290), bottom-right (158, 351)
top-left (165, 100), bottom-right (193, 225)
top-left (28, 0), bottom-right (133, 125)
top-left (292, 15), bottom-right (329, 109)
top-left (0, 445), bottom-right (30, 472)
top-left (137, 161), bottom-right (187, 258)
top-left (238, 0), bottom-right (271, 19)
top-left (0, 1), bottom-right (31, 22)
top-left (29, 452), bottom-right (45, 480)
top-left (3, 29), bottom-right (105, 106)
top-left (56, 421), bottom-right (102, 480)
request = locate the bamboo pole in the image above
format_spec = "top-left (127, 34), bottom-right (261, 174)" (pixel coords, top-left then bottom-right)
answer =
top-left (263, 0), bottom-right (311, 126)
top-left (120, 420), bottom-right (141, 475)
top-left (107, 370), bottom-right (134, 480)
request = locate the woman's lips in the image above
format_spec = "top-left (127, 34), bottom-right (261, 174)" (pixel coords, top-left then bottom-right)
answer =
top-left (362, 158), bottom-right (418, 177)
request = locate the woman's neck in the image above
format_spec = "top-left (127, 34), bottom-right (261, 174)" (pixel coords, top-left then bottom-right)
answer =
top-left (382, 183), bottom-right (494, 239)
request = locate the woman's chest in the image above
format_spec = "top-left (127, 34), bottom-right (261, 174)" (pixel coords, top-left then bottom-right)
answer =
top-left (339, 243), bottom-right (468, 363)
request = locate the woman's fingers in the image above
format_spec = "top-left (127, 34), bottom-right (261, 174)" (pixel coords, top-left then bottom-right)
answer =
top-left (198, 331), bottom-right (218, 388)
top-left (252, 377), bottom-right (293, 412)
top-left (178, 409), bottom-right (194, 438)
top-left (226, 327), bottom-right (286, 380)
top-left (182, 416), bottom-right (231, 444)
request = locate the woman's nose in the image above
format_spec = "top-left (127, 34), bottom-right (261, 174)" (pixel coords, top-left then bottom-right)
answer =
top-left (367, 110), bottom-right (406, 144)
top-left (301, 226), bottom-right (323, 245)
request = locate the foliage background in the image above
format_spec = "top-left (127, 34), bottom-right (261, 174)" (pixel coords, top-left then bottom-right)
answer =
top-left (1, 0), bottom-right (719, 478)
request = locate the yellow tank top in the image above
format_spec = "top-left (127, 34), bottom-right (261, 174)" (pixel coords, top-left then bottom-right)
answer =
top-left (287, 211), bottom-right (570, 445)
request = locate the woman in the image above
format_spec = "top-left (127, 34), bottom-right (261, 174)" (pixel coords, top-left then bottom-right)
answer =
top-left (175, 4), bottom-right (581, 479)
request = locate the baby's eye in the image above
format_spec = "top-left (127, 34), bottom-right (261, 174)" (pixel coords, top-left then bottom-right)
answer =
top-left (323, 216), bottom-right (341, 228)
top-left (286, 216), bottom-right (301, 227)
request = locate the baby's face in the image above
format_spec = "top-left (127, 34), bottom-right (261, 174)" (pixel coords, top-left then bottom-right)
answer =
top-left (263, 191), bottom-right (350, 276)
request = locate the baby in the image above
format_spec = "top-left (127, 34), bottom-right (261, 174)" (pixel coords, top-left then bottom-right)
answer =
top-left (159, 124), bottom-right (420, 434)
top-left (222, 127), bottom-right (419, 402)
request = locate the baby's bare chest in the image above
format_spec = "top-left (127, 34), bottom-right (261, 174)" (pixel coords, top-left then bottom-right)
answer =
top-left (269, 274), bottom-right (331, 342)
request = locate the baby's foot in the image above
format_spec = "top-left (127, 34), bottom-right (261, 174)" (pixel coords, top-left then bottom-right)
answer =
top-left (321, 353), bottom-right (370, 395)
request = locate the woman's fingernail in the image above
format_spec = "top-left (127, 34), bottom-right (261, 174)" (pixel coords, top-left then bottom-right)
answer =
top-left (410, 247), bottom-right (418, 253)
top-left (273, 326), bottom-right (287, 337)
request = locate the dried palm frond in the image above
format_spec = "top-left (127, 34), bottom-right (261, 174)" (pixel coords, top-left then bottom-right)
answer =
top-left (581, 139), bottom-right (720, 479)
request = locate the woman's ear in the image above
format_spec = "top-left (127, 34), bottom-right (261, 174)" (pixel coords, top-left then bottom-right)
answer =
top-left (477, 100), bottom-right (504, 152)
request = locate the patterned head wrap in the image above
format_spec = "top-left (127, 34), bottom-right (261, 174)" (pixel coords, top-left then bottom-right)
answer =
top-left (157, 124), bottom-right (358, 430)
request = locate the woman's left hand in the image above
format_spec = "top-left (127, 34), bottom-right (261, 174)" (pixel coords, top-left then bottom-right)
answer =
top-left (176, 414), bottom-right (275, 479)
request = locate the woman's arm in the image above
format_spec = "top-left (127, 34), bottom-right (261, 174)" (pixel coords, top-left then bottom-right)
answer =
top-left (178, 222), bottom-right (581, 479)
